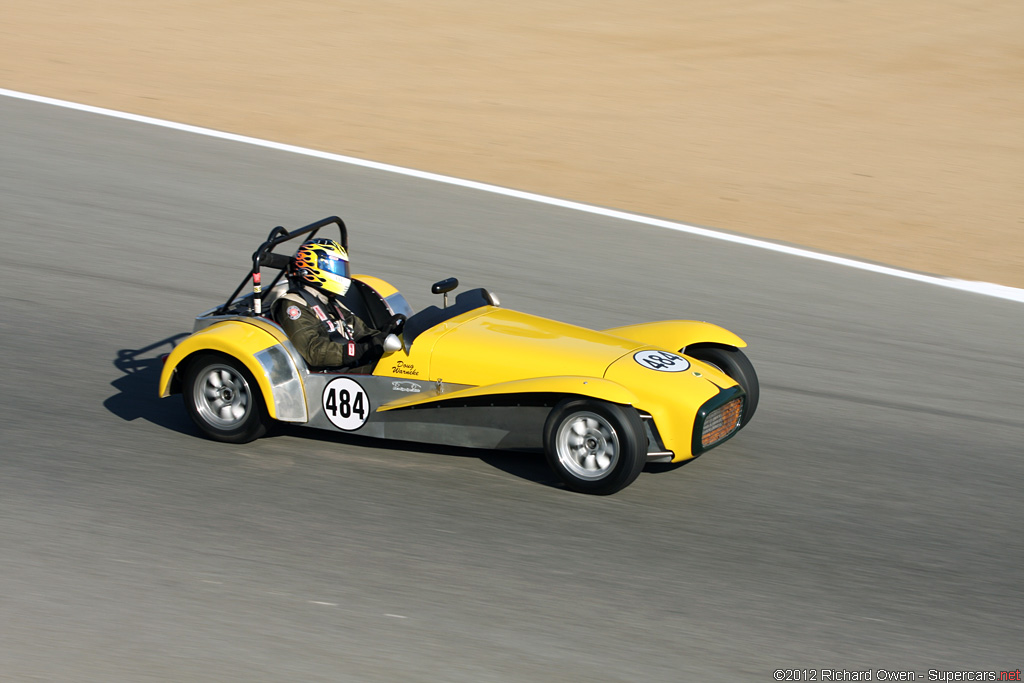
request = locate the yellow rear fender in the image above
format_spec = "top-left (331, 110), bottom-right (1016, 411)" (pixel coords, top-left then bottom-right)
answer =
top-left (377, 375), bottom-right (639, 412)
top-left (158, 321), bottom-right (288, 420)
top-left (602, 320), bottom-right (746, 353)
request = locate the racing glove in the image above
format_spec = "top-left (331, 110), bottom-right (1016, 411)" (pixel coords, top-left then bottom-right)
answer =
top-left (380, 313), bottom-right (407, 338)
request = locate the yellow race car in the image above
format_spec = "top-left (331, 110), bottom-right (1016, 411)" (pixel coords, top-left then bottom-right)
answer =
top-left (160, 217), bottom-right (758, 494)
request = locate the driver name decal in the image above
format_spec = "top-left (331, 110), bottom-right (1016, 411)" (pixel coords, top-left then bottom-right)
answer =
top-left (391, 360), bottom-right (420, 377)
top-left (634, 350), bottom-right (690, 372)
top-left (322, 377), bottom-right (370, 430)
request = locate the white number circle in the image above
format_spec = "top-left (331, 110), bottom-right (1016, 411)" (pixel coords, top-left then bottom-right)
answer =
top-left (322, 377), bottom-right (370, 431)
top-left (634, 350), bottom-right (690, 372)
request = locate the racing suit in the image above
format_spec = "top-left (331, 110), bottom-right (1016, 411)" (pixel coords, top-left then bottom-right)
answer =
top-left (273, 286), bottom-right (400, 370)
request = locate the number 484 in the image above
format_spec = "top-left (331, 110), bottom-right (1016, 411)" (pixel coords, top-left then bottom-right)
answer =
top-left (325, 387), bottom-right (366, 419)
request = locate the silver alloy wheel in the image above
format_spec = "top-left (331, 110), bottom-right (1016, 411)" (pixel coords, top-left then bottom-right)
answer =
top-left (193, 363), bottom-right (252, 429)
top-left (554, 411), bottom-right (620, 481)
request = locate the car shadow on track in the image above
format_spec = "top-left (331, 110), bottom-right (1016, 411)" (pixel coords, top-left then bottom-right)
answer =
top-left (104, 334), bottom-right (198, 436)
top-left (644, 459), bottom-right (697, 474)
top-left (271, 422), bottom-right (564, 490)
top-left (271, 423), bottom-right (691, 490)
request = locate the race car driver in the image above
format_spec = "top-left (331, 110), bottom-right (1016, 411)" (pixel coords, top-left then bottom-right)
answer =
top-left (274, 238), bottom-right (405, 370)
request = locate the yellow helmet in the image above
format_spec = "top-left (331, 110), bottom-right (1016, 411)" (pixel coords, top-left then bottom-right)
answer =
top-left (293, 238), bottom-right (351, 295)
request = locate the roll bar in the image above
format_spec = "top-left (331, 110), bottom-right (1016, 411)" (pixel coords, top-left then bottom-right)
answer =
top-left (216, 216), bottom-right (348, 316)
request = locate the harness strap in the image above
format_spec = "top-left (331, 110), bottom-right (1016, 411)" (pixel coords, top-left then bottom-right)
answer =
top-left (290, 286), bottom-right (351, 343)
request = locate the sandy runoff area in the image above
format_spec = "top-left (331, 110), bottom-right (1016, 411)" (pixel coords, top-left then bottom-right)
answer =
top-left (2, 1), bottom-right (1021, 288)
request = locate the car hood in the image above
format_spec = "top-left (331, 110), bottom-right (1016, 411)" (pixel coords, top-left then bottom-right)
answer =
top-left (426, 308), bottom-right (643, 386)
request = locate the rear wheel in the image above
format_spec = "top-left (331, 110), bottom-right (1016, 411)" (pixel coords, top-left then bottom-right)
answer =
top-left (543, 399), bottom-right (647, 495)
top-left (686, 345), bottom-right (759, 425)
top-left (183, 353), bottom-right (268, 443)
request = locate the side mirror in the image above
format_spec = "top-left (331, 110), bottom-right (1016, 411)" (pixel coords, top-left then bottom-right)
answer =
top-left (382, 333), bottom-right (403, 353)
top-left (431, 277), bottom-right (459, 308)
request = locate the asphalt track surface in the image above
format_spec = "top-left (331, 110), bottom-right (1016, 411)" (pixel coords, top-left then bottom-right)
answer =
top-left (1, 96), bottom-right (1022, 682)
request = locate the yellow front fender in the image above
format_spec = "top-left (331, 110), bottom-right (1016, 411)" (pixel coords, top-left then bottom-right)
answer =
top-left (602, 320), bottom-right (746, 352)
top-left (158, 321), bottom-right (282, 419)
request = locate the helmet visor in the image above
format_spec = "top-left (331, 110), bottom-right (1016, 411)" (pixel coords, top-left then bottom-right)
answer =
top-left (318, 254), bottom-right (349, 278)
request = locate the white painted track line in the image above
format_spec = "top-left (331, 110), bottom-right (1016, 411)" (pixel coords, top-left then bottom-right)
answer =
top-left (3, 87), bottom-right (1020, 304)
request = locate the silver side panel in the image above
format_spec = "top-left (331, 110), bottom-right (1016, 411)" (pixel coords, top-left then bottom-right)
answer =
top-left (301, 373), bottom-right (548, 451)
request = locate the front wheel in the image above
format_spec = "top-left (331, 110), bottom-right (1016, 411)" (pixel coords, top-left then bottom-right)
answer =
top-left (685, 345), bottom-right (759, 425)
top-left (183, 353), bottom-right (268, 443)
top-left (543, 399), bottom-right (647, 495)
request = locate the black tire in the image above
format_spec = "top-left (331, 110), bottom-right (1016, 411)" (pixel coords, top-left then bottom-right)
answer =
top-left (543, 399), bottom-right (647, 495)
top-left (685, 345), bottom-right (759, 425)
top-left (182, 353), bottom-right (268, 443)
